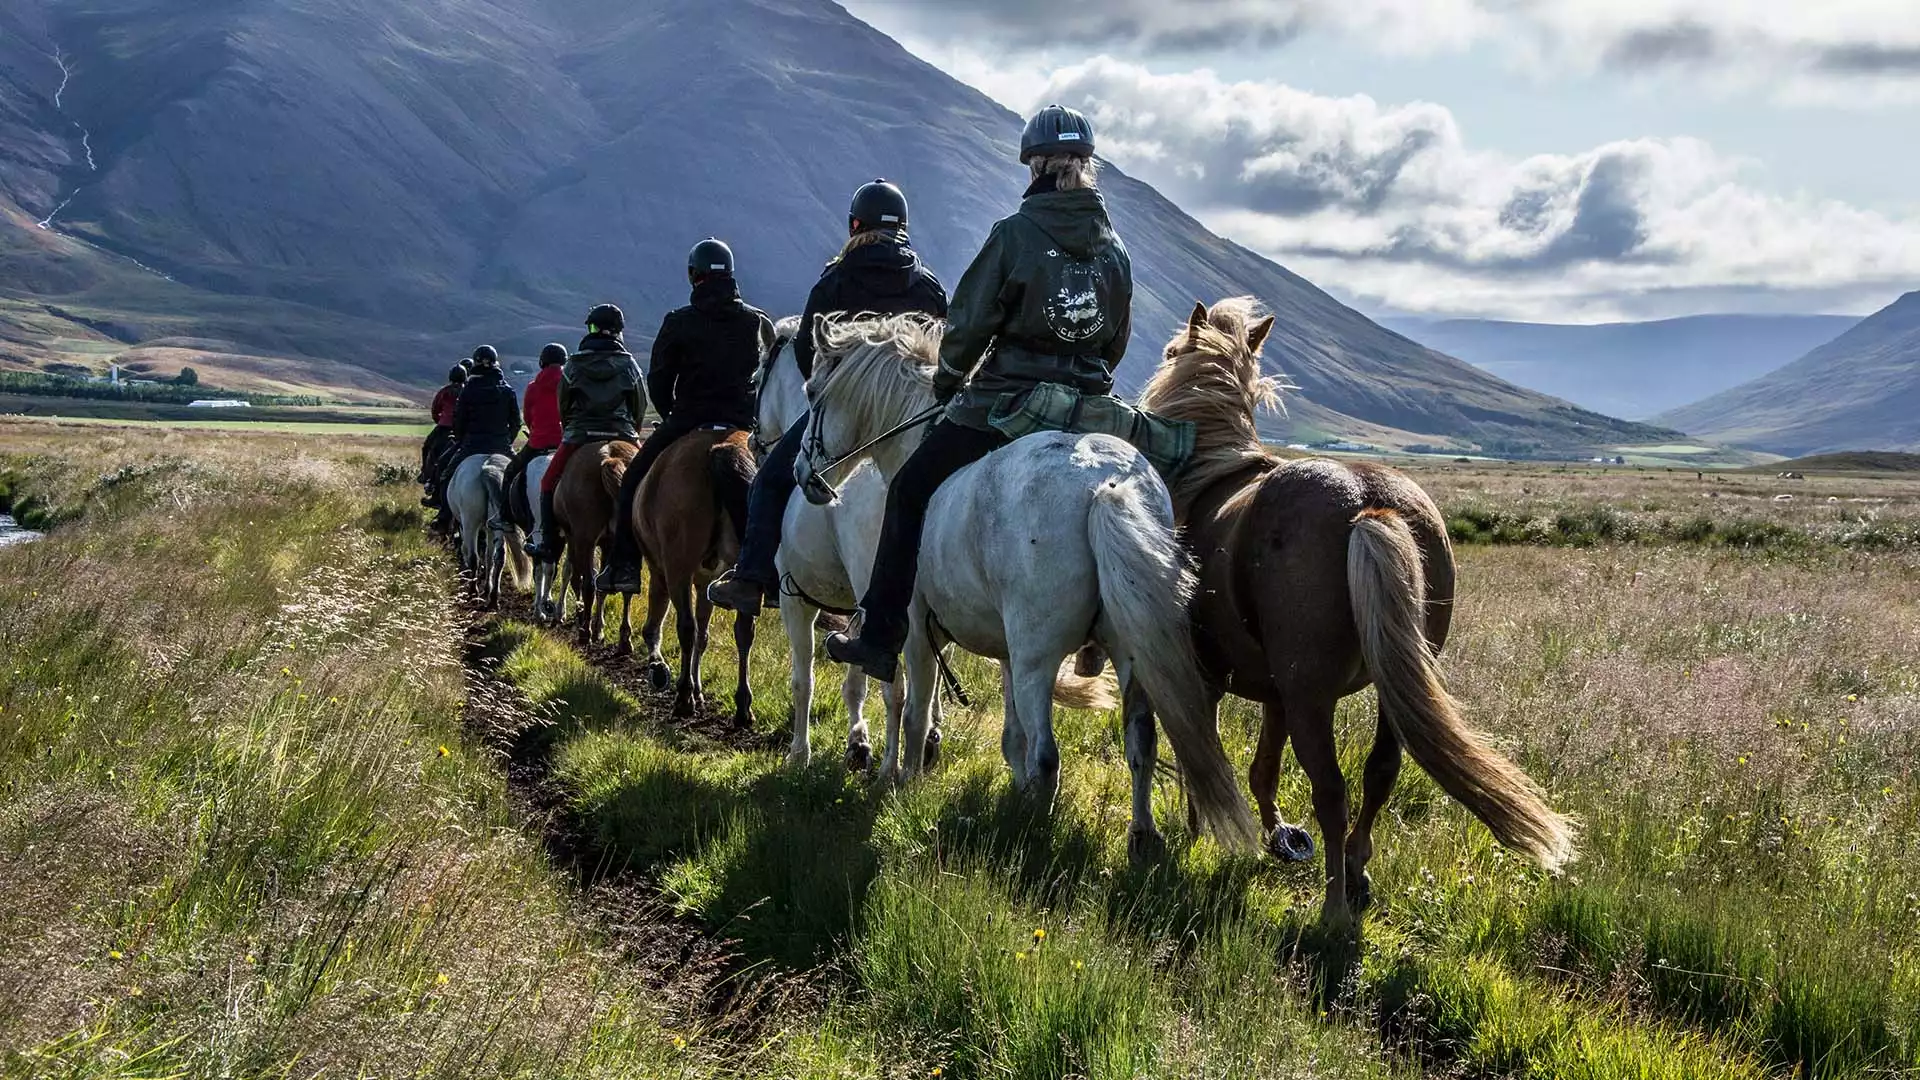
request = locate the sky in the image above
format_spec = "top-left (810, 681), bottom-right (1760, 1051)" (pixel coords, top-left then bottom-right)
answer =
top-left (840, 0), bottom-right (1920, 323)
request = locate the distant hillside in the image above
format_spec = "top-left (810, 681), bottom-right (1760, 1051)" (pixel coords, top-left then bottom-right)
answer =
top-left (1658, 292), bottom-right (1920, 455)
top-left (0, 0), bottom-right (1666, 452)
top-left (1386, 314), bottom-right (1859, 420)
top-left (1744, 451), bottom-right (1920, 475)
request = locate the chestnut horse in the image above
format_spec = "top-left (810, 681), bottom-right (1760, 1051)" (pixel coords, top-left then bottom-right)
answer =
top-left (623, 428), bottom-right (759, 723)
top-left (1139, 299), bottom-right (1575, 923)
top-left (551, 439), bottom-right (636, 646)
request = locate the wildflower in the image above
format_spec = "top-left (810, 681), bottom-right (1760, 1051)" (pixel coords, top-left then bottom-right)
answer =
top-left (1015, 951), bottom-right (1028, 962)
top-left (245, 954), bottom-right (257, 964)
top-left (128, 986), bottom-right (143, 997)
top-left (1737, 755), bottom-right (1747, 765)
top-left (437, 745), bottom-right (450, 757)
top-left (108, 950), bottom-right (123, 961)
top-left (931, 1068), bottom-right (943, 1077)
top-left (672, 1036), bottom-right (688, 1051)
top-left (1847, 694), bottom-right (1858, 702)
top-left (1032, 928), bottom-right (1046, 944)
top-left (1072, 960), bottom-right (1084, 972)
top-left (435, 972), bottom-right (449, 986)
top-left (280, 667), bottom-right (292, 678)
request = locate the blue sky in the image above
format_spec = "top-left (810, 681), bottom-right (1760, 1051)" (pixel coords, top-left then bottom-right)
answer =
top-left (843, 0), bottom-right (1920, 323)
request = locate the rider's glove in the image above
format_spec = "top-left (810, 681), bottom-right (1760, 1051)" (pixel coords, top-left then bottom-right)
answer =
top-left (933, 375), bottom-right (961, 404)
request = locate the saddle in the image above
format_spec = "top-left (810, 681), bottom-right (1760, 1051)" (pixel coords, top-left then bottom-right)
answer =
top-left (986, 382), bottom-right (1196, 479)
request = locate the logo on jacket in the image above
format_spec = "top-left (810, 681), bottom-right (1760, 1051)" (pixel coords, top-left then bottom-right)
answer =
top-left (1046, 261), bottom-right (1107, 343)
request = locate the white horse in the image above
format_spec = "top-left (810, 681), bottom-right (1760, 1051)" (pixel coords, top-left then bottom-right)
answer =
top-left (450, 452), bottom-right (528, 608)
top-left (759, 317), bottom-right (909, 769)
top-left (521, 453), bottom-right (566, 623)
top-left (795, 316), bottom-right (1257, 849)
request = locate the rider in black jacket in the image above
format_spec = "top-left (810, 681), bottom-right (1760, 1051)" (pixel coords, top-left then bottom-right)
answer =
top-left (597, 239), bottom-right (775, 594)
top-left (707, 180), bottom-right (948, 616)
top-left (452, 347), bottom-right (523, 458)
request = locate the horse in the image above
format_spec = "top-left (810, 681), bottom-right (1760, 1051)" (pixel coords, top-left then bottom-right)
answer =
top-left (512, 452), bottom-right (567, 624)
top-left (448, 452), bottom-right (529, 608)
top-left (624, 426), bottom-right (759, 723)
top-left (795, 315), bottom-right (1257, 849)
top-left (551, 440), bottom-right (636, 646)
top-left (1139, 298), bottom-right (1576, 923)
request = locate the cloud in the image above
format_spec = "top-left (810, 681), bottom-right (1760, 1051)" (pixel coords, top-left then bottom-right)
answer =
top-left (1034, 58), bottom-right (1920, 318)
top-left (846, 0), bottom-right (1920, 98)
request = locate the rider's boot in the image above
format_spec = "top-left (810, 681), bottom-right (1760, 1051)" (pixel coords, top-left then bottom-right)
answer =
top-left (825, 621), bottom-right (900, 684)
top-left (594, 534), bottom-right (644, 595)
top-left (707, 566), bottom-right (770, 617)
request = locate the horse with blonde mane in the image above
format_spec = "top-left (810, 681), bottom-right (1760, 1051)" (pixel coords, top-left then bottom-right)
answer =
top-left (797, 314), bottom-right (1256, 849)
top-left (1140, 298), bottom-right (1576, 923)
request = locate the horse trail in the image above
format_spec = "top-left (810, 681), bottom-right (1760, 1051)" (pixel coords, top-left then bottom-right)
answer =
top-left (456, 589), bottom-right (820, 1045)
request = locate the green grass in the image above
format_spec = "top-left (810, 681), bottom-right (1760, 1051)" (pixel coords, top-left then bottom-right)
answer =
top-left (0, 410), bottom-right (432, 436)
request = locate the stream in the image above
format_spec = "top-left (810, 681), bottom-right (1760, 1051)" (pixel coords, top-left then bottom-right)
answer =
top-left (0, 515), bottom-right (44, 548)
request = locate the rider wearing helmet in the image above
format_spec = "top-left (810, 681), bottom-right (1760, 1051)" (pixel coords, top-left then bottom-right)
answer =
top-left (827, 105), bottom-right (1133, 681)
top-left (428, 347), bottom-right (521, 525)
top-left (708, 180), bottom-right (949, 617)
top-left (597, 239), bottom-right (776, 594)
top-left (420, 361), bottom-right (469, 485)
top-left (530, 305), bottom-right (646, 561)
top-left (502, 343), bottom-right (569, 549)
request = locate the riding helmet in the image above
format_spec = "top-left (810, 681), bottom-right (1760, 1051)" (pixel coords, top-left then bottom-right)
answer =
top-left (688, 238), bottom-right (735, 278)
top-left (1019, 104), bottom-right (1096, 163)
top-left (586, 303), bottom-right (626, 336)
top-left (849, 179), bottom-right (909, 231)
top-left (447, 364), bottom-right (469, 384)
top-left (539, 343), bottom-right (569, 368)
top-left (471, 345), bottom-right (500, 368)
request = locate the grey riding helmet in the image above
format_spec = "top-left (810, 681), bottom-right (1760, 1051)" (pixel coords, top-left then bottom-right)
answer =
top-left (1019, 104), bottom-right (1095, 163)
top-left (688, 238), bottom-right (735, 277)
top-left (850, 179), bottom-right (908, 231)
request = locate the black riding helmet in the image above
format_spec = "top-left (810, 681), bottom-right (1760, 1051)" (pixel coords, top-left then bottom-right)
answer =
top-left (471, 345), bottom-right (500, 368)
top-left (688, 238), bottom-right (734, 281)
top-left (850, 178), bottom-right (908, 232)
top-left (539, 343), bottom-right (569, 367)
top-left (1020, 104), bottom-right (1096, 163)
top-left (447, 364), bottom-right (469, 384)
top-left (586, 303), bottom-right (626, 336)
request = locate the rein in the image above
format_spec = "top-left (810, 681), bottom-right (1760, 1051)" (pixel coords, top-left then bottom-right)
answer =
top-left (802, 402), bottom-right (943, 503)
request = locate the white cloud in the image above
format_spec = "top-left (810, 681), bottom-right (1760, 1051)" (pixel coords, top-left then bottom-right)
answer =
top-left (1037, 58), bottom-right (1920, 318)
top-left (847, 0), bottom-right (1920, 100)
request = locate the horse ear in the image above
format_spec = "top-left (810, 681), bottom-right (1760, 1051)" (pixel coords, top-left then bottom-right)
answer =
top-left (1247, 316), bottom-right (1276, 355)
top-left (1187, 302), bottom-right (1208, 341)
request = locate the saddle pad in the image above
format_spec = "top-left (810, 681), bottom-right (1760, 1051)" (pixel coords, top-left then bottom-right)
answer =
top-left (987, 382), bottom-right (1196, 479)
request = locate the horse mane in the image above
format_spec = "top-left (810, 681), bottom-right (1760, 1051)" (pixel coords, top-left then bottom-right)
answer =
top-left (772, 314), bottom-right (802, 342)
top-left (809, 313), bottom-right (943, 428)
top-left (1139, 297), bottom-right (1290, 506)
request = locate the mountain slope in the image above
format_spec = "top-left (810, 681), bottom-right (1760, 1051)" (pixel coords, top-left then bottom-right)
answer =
top-left (1658, 292), bottom-right (1920, 455)
top-left (0, 0), bottom-right (1668, 451)
top-left (1386, 314), bottom-right (1860, 420)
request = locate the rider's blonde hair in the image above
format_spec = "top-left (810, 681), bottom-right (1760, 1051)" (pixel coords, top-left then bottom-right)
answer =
top-left (1030, 153), bottom-right (1100, 191)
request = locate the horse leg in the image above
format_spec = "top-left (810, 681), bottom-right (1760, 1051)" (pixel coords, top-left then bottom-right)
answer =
top-left (1120, 668), bottom-right (1166, 861)
top-left (893, 626), bottom-right (938, 788)
top-left (1344, 711), bottom-right (1401, 913)
top-left (999, 662), bottom-right (1029, 790)
top-left (693, 587), bottom-right (715, 716)
top-left (842, 660), bottom-right (872, 774)
top-left (641, 561), bottom-right (671, 692)
top-left (783, 602), bottom-right (818, 767)
top-left (1009, 653), bottom-right (1062, 814)
top-left (1255, 702), bottom-right (1316, 863)
top-left (671, 577), bottom-right (700, 718)
top-left (730, 595), bottom-right (755, 728)
top-left (1285, 693), bottom-right (1352, 923)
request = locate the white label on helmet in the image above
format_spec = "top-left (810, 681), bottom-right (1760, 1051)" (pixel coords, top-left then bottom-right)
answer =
top-left (880, 214), bottom-right (900, 223)
top-left (710, 263), bottom-right (728, 270)
top-left (1057, 132), bottom-right (1082, 140)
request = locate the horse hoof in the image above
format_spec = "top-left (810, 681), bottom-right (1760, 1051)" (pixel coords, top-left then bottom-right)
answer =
top-left (647, 664), bottom-right (671, 692)
top-left (1128, 827), bottom-right (1167, 863)
top-left (787, 745), bottom-right (811, 769)
top-left (921, 728), bottom-right (943, 770)
top-left (732, 706), bottom-right (753, 729)
top-left (845, 742), bottom-right (872, 774)
top-left (612, 643), bottom-right (632, 659)
top-left (1266, 824), bottom-right (1316, 863)
top-left (1349, 870), bottom-right (1375, 913)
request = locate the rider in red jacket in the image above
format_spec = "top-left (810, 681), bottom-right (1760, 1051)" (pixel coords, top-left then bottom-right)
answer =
top-left (418, 362), bottom-right (469, 484)
top-left (501, 344), bottom-right (568, 545)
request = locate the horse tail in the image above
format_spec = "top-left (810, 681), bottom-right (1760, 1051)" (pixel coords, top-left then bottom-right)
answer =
top-left (983, 658), bottom-right (1120, 712)
top-left (1348, 508), bottom-right (1575, 871)
top-left (1088, 473), bottom-right (1258, 849)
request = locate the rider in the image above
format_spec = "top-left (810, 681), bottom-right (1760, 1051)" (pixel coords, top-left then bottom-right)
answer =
top-left (529, 305), bottom-right (646, 561)
top-left (596, 239), bottom-right (775, 594)
top-left (420, 361), bottom-right (469, 484)
top-left (450, 345), bottom-right (522, 475)
top-left (707, 180), bottom-right (949, 617)
top-left (428, 349), bottom-right (500, 523)
top-left (826, 105), bottom-right (1132, 682)
top-left (502, 343), bottom-right (568, 548)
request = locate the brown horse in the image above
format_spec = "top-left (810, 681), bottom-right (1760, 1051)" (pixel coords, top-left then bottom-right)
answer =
top-left (552, 439), bottom-right (637, 646)
top-left (1139, 298), bottom-right (1575, 923)
top-left (624, 428), bottom-right (759, 723)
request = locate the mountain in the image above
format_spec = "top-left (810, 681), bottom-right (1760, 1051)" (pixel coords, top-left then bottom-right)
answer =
top-left (1385, 314), bottom-right (1860, 420)
top-left (0, 0), bottom-right (1671, 452)
top-left (1657, 292), bottom-right (1920, 455)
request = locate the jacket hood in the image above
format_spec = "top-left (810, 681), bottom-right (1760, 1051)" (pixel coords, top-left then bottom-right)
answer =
top-left (692, 275), bottom-right (743, 312)
top-left (833, 234), bottom-right (926, 300)
top-left (1017, 189), bottom-right (1115, 260)
top-left (568, 343), bottom-right (636, 387)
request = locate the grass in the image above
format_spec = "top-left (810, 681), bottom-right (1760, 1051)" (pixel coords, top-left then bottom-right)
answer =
top-left (0, 409), bottom-right (432, 436)
top-left (6, 431), bottom-right (1918, 1078)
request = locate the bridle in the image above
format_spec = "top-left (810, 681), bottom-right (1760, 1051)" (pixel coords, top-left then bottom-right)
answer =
top-left (751, 333), bottom-right (795, 457)
top-left (799, 388), bottom-right (943, 506)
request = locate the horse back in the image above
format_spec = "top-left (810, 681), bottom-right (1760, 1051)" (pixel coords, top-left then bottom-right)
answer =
top-left (637, 429), bottom-right (755, 571)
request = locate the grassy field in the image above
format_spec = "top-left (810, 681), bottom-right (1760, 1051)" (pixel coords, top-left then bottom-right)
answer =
top-left (0, 408), bottom-right (431, 437)
top-left (3, 428), bottom-right (1915, 1078)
